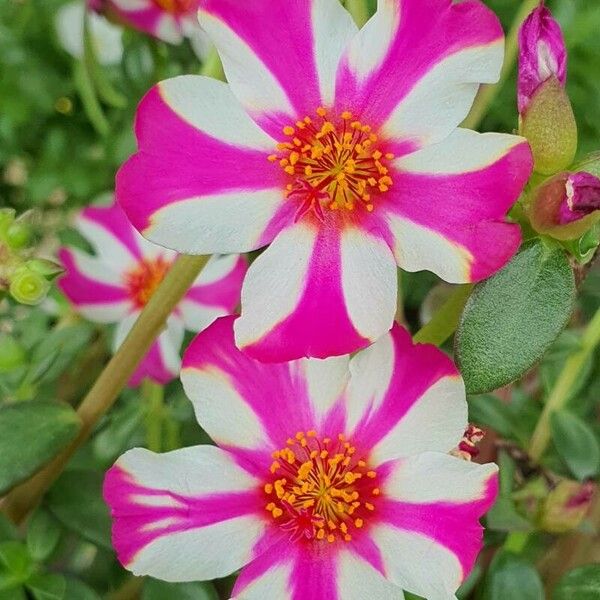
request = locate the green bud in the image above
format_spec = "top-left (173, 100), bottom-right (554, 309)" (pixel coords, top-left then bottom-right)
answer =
top-left (9, 266), bottom-right (51, 306)
top-left (520, 77), bottom-right (578, 175)
top-left (538, 480), bottom-right (594, 534)
top-left (6, 222), bottom-right (33, 250)
top-left (26, 258), bottom-right (65, 281)
top-left (0, 333), bottom-right (27, 373)
top-left (0, 208), bottom-right (16, 238)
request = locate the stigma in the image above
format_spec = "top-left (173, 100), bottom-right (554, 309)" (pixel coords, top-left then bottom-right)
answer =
top-left (269, 108), bottom-right (394, 218)
top-left (264, 431), bottom-right (380, 544)
top-left (124, 257), bottom-right (170, 308)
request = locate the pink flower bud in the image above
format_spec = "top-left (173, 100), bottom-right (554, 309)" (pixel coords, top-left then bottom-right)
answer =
top-left (539, 480), bottom-right (594, 534)
top-left (518, 3), bottom-right (567, 115)
top-left (528, 170), bottom-right (600, 240)
top-left (87, 0), bottom-right (105, 13)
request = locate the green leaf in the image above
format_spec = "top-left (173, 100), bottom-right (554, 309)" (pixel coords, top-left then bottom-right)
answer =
top-left (0, 401), bottom-right (81, 495)
top-left (64, 578), bottom-right (101, 600)
top-left (468, 395), bottom-right (521, 441)
top-left (486, 497), bottom-right (532, 532)
top-left (143, 579), bottom-right (220, 600)
top-left (26, 574), bottom-right (66, 600)
top-left (26, 510), bottom-right (61, 562)
top-left (554, 564), bottom-right (600, 599)
top-left (456, 240), bottom-right (576, 394)
top-left (483, 552), bottom-right (544, 600)
top-left (550, 410), bottom-right (600, 480)
top-left (46, 470), bottom-right (111, 550)
top-left (0, 542), bottom-right (34, 585)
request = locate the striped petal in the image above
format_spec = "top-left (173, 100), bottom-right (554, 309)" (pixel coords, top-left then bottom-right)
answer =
top-left (336, 0), bottom-right (504, 147)
top-left (382, 129), bottom-right (532, 283)
top-left (198, 0), bottom-right (357, 137)
top-left (179, 254), bottom-right (247, 332)
top-left (346, 324), bottom-right (467, 463)
top-left (117, 75), bottom-right (290, 255)
top-left (373, 453), bottom-right (498, 598)
top-left (109, 0), bottom-right (184, 43)
top-left (234, 221), bottom-right (397, 362)
top-left (58, 248), bottom-right (132, 323)
top-left (103, 445), bottom-right (265, 581)
top-left (181, 316), bottom-right (349, 472)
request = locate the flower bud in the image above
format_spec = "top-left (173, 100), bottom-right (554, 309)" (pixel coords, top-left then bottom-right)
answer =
top-left (528, 170), bottom-right (600, 240)
top-left (539, 480), bottom-right (594, 534)
top-left (26, 258), bottom-right (65, 281)
top-left (5, 222), bottom-right (33, 250)
top-left (0, 208), bottom-right (16, 237)
top-left (518, 4), bottom-right (577, 174)
top-left (9, 265), bottom-right (51, 306)
top-left (0, 333), bottom-right (27, 373)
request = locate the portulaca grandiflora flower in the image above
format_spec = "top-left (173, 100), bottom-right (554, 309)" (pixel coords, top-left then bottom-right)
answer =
top-left (104, 316), bottom-right (498, 599)
top-left (117, 0), bottom-right (533, 362)
top-left (89, 0), bottom-right (211, 60)
top-left (58, 201), bottom-right (246, 386)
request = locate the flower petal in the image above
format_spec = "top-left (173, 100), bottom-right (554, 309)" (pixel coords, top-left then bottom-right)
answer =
top-left (58, 248), bottom-right (132, 323)
top-left (234, 221), bottom-right (397, 362)
top-left (109, 1), bottom-right (183, 43)
top-left (373, 453), bottom-right (498, 598)
top-left (178, 254), bottom-right (247, 332)
top-left (181, 316), bottom-right (349, 470)
top-left (383, 129), bottom-right (532, 283)
top-left (199, 0), bottom-right (357, 135)
top-left (336, 0), bottom-right (504, 146)
top-left (117, 75), bottom-right (290, 254)
top-left (346, 324), bottom-right (466, 463)
top-left (103, 445), bottom-right (264, 582)
top-left (115, 314), bottom-right (184, 387)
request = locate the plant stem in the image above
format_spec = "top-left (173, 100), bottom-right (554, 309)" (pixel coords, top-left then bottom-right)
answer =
top-left (462, 0), bottom-right (539, 130)
top-left (1, 254), bottom-right (209, 525)
top-left (414, 285), bottom-right (472, 346)
top-left (529, 307), bottom-right (600, 462)
top-left (345, 0), bottom-right (370, 27)
top-left (143, 380), bottom-right (164, 453)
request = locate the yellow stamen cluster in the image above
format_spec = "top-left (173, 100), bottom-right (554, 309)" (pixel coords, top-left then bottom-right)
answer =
top-left (124, 257), bottom-right (170, 308)
top-left (264, 431), bottom-right (380, 544)
top-left (269, 108), bottom-right (394, 214)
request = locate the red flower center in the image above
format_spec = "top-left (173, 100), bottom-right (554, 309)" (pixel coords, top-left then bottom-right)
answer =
top-left (270, 107), bottom-right (394, 220)
top-left (125, 257), bottom-right (170, 308)
top-left (264, 431), bottom-right (380, 544)
top-left (153, 0), bottom-right (195, 14)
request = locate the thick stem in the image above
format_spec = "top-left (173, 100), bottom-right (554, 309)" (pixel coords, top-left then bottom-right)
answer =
top-left (1, 254), bottom-right (209, 524)
top-left (345, 0), bottom-right (370, 27)
top-left (143, 380), bottom-right (164, 453)
top-left (414, 285), bottom-right (472, 346)
top-left (529, 307), bottom-right (600, 462)
top-left (462, 0), bottom-right (539, 130)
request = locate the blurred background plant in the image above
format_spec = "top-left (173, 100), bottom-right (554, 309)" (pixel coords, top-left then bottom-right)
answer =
top-left (1, 0), bottom-right (600, 598)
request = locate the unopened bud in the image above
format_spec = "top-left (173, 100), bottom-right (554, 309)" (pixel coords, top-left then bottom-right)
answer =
top-left (26, 258), bottom-right (65, 281)
top-left (539, 480), bottom-right (594, 533)
top-left (518, 4), bottom-right (576, 174)
top-left (529, 170), bottom-right (600, 240)
top-left (0, 333), bottom-right (26, 373)
top-left (9, 265), bottom-right (51, 306)
top-left (5, 222), bottom-right (33, 250)
top-left (0, 208), bottom-right (16, 237)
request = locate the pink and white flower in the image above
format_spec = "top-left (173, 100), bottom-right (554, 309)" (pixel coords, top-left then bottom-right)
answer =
top-left (104, 316), bottom-right (498, 599)
top-left (518, 2), bottom-right (567, 115)
top-left (58, 201), bottom-right (246, 386)
top-left (117, 0), bottom-right (533, 362)
top-left (90, 0), bottom-right (211, 59)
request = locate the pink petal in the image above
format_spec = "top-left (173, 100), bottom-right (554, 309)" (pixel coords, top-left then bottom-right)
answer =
top-left (109, 1), bottom-right (184, 43)
top-left (198, 0), bottom-right (357, 137)
top-left (336, 0), bottom-right (504, 146)
top-left (103, 445), bottom-right (265, 581)
top-left (382, 129), bottom-right (532, 283)
top-left (346, 324), bottom-right (466, 463)
top-left (117, 76), bottom-right (289, 255)
top-left (235, 221), bottom-right (396, 362)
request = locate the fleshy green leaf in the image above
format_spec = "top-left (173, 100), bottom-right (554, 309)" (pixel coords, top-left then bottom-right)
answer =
top-left (26, 574), bottom-right (66, 600)
top-left (554, 565), bottom-right (600, 599)
top-left (143, 579), bottom-right (220, 600)
top-left (456, 240), bottom-right (576, 394)
top-left (26, 510), bottom-right (61, 562)
top-left (0, 401), bottom-right (81, 495)
top-left (0, 542), bottom-right (33, 586)
top-left (483, 552), bottom-right (544, 600)
top-left (550, 410), bottom-right (600, 480)
top-left (64, 578), bottom-right (101, 600)
top-left (46, 470), bottom-right (111, 550)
